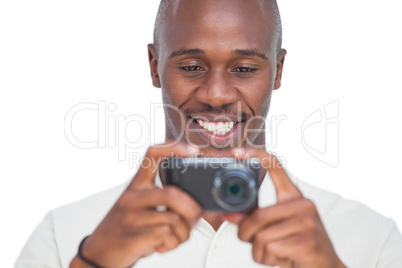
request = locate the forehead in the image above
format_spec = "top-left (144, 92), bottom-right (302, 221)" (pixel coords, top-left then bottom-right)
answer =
top-left (159, 0), bottom-right (276, 58)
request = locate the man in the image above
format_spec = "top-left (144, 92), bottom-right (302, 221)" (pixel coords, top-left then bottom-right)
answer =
top-left (16, 0), bottom-right (402, 267)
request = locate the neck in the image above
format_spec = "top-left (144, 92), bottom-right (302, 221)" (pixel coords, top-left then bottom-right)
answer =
top-left (202, 212), bottom-right (225, 232)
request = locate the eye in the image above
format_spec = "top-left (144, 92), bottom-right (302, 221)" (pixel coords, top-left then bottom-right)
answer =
top-left (181, 66), bottom-right (205, 72)
top-left (232, 67), bottom-right (256, 73)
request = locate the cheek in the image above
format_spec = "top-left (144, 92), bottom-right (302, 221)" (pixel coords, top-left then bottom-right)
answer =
top-left (258, 68), bottom-right (276, 115)
top-left (161, 88), bottom-right (174, 106)
top-left (160, 72), bottom-right (194, 136)
top-left (160, 69), bottom-right (194, 107)
top-left (259, 89), bottom-right (273, 116)
top-left (240, 74), bottom-right (275, 117)
top-left (161, 88), bottom-right (188, 139)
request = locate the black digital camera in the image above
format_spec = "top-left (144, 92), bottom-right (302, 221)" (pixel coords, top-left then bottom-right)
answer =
top-left (160, 157), bottom-right (261, 212)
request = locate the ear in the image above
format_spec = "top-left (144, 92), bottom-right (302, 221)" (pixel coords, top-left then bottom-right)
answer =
top-left (148, 44), bottom-right (161, 88)
top-left (273, 49), bottom-right (287, 90)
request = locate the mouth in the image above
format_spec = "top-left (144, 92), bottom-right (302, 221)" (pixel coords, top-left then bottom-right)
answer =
top-left (196, 119), bottom-right (239, 135)
top-left (187, 116), bottom-right (245, 148)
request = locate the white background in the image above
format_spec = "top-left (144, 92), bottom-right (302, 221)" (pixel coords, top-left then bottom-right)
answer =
top-left (1, 0), bottom-right (402, 267)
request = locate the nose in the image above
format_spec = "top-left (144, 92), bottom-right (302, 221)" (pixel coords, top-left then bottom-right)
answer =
top-left (195, 69), bottom-right (238, 107)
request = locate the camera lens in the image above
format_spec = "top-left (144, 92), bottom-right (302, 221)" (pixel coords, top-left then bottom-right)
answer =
top-left (226, 181), bottom-right (243, 197)
top-left (223, 178), bottom-right (246, 202)
top-left (212, 169), bottom-right (258, 212)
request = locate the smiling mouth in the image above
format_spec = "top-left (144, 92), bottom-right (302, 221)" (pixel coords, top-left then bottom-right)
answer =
top-left (182, 114), bottom-right (247, 149)
top-left (195, 119), bottom-right (240, 136)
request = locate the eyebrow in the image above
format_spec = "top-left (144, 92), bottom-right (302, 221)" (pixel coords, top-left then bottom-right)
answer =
top-left (168, 47), bottom-right (268, 61)
top-left (169, 48), bottom-right (205, 59)
top-left (234, 49), bottom-right (268, 61)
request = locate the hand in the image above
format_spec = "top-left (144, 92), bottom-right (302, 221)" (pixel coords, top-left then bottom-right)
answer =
top-left (70, 142), bottom-right (203, 268)
top-left (224, 148), bottom-right (346, 268)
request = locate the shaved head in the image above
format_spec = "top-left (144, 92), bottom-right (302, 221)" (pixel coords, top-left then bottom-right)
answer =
top-left (147, 0), bottom-right (288, 153)
top-left (153, 0), bottom-right (282, 57)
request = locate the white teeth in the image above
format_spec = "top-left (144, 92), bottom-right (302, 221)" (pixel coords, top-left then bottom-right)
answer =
top-left (211, 123), bottom-right (216, 132)
top-left (196, 119), bottom-right (237, 135)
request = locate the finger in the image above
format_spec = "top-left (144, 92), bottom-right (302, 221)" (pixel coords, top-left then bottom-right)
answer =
top-left (252, 243), bottom-right (292, 267)
top-left (274, 258), bottom-right (294, 268)
top-left (255, 215), bottom-right (314, 244)
top-left (133, 225), bottom-right (181, 256)
top-left (155, 226), bottom-right (181, 253)
top-left (123, 225), bottom-right (176, 262)
top-left (130, 141), bottom-right (199, 190)
top-left (252, 238), bottom-right (276, 266)
top-left (231, 147), bottom-right (302, 202)
top-left (123, 211), bottom-right (191, 243)
top-left (264, 233), bottom-right (313, 263)
top-left (237, 199), bottom-right (313, 242)
top-left (252, 216), bottom-right (311, 265)
top-left (259, 247), bottom-right (293, 268)
top-left (120, 187), bottom-right (203, 227)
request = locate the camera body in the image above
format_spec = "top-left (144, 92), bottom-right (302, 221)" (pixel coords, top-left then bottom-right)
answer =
top-left (161, 157), bottom-right (261, 212)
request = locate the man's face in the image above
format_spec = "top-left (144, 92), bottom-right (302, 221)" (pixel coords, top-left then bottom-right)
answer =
top-left (149, 0), bottom-right (286, 156)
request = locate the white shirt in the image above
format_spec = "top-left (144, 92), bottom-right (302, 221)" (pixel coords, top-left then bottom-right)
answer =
top-left (16, 171), bottom-right (402, 268)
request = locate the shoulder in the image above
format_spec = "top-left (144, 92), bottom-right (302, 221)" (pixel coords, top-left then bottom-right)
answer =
top-left (17, 181), bottom-right (130, 268)
top-left (50, 181), bottom-right (129, 223)
top-left (293, 176), bottom-right (392, 229)
top-left (49, 181), bottom-right (129, 267)
top-left (290, 174), bottom-right (402, 267)
top-left (290, 173), bottom-right (402, 265)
